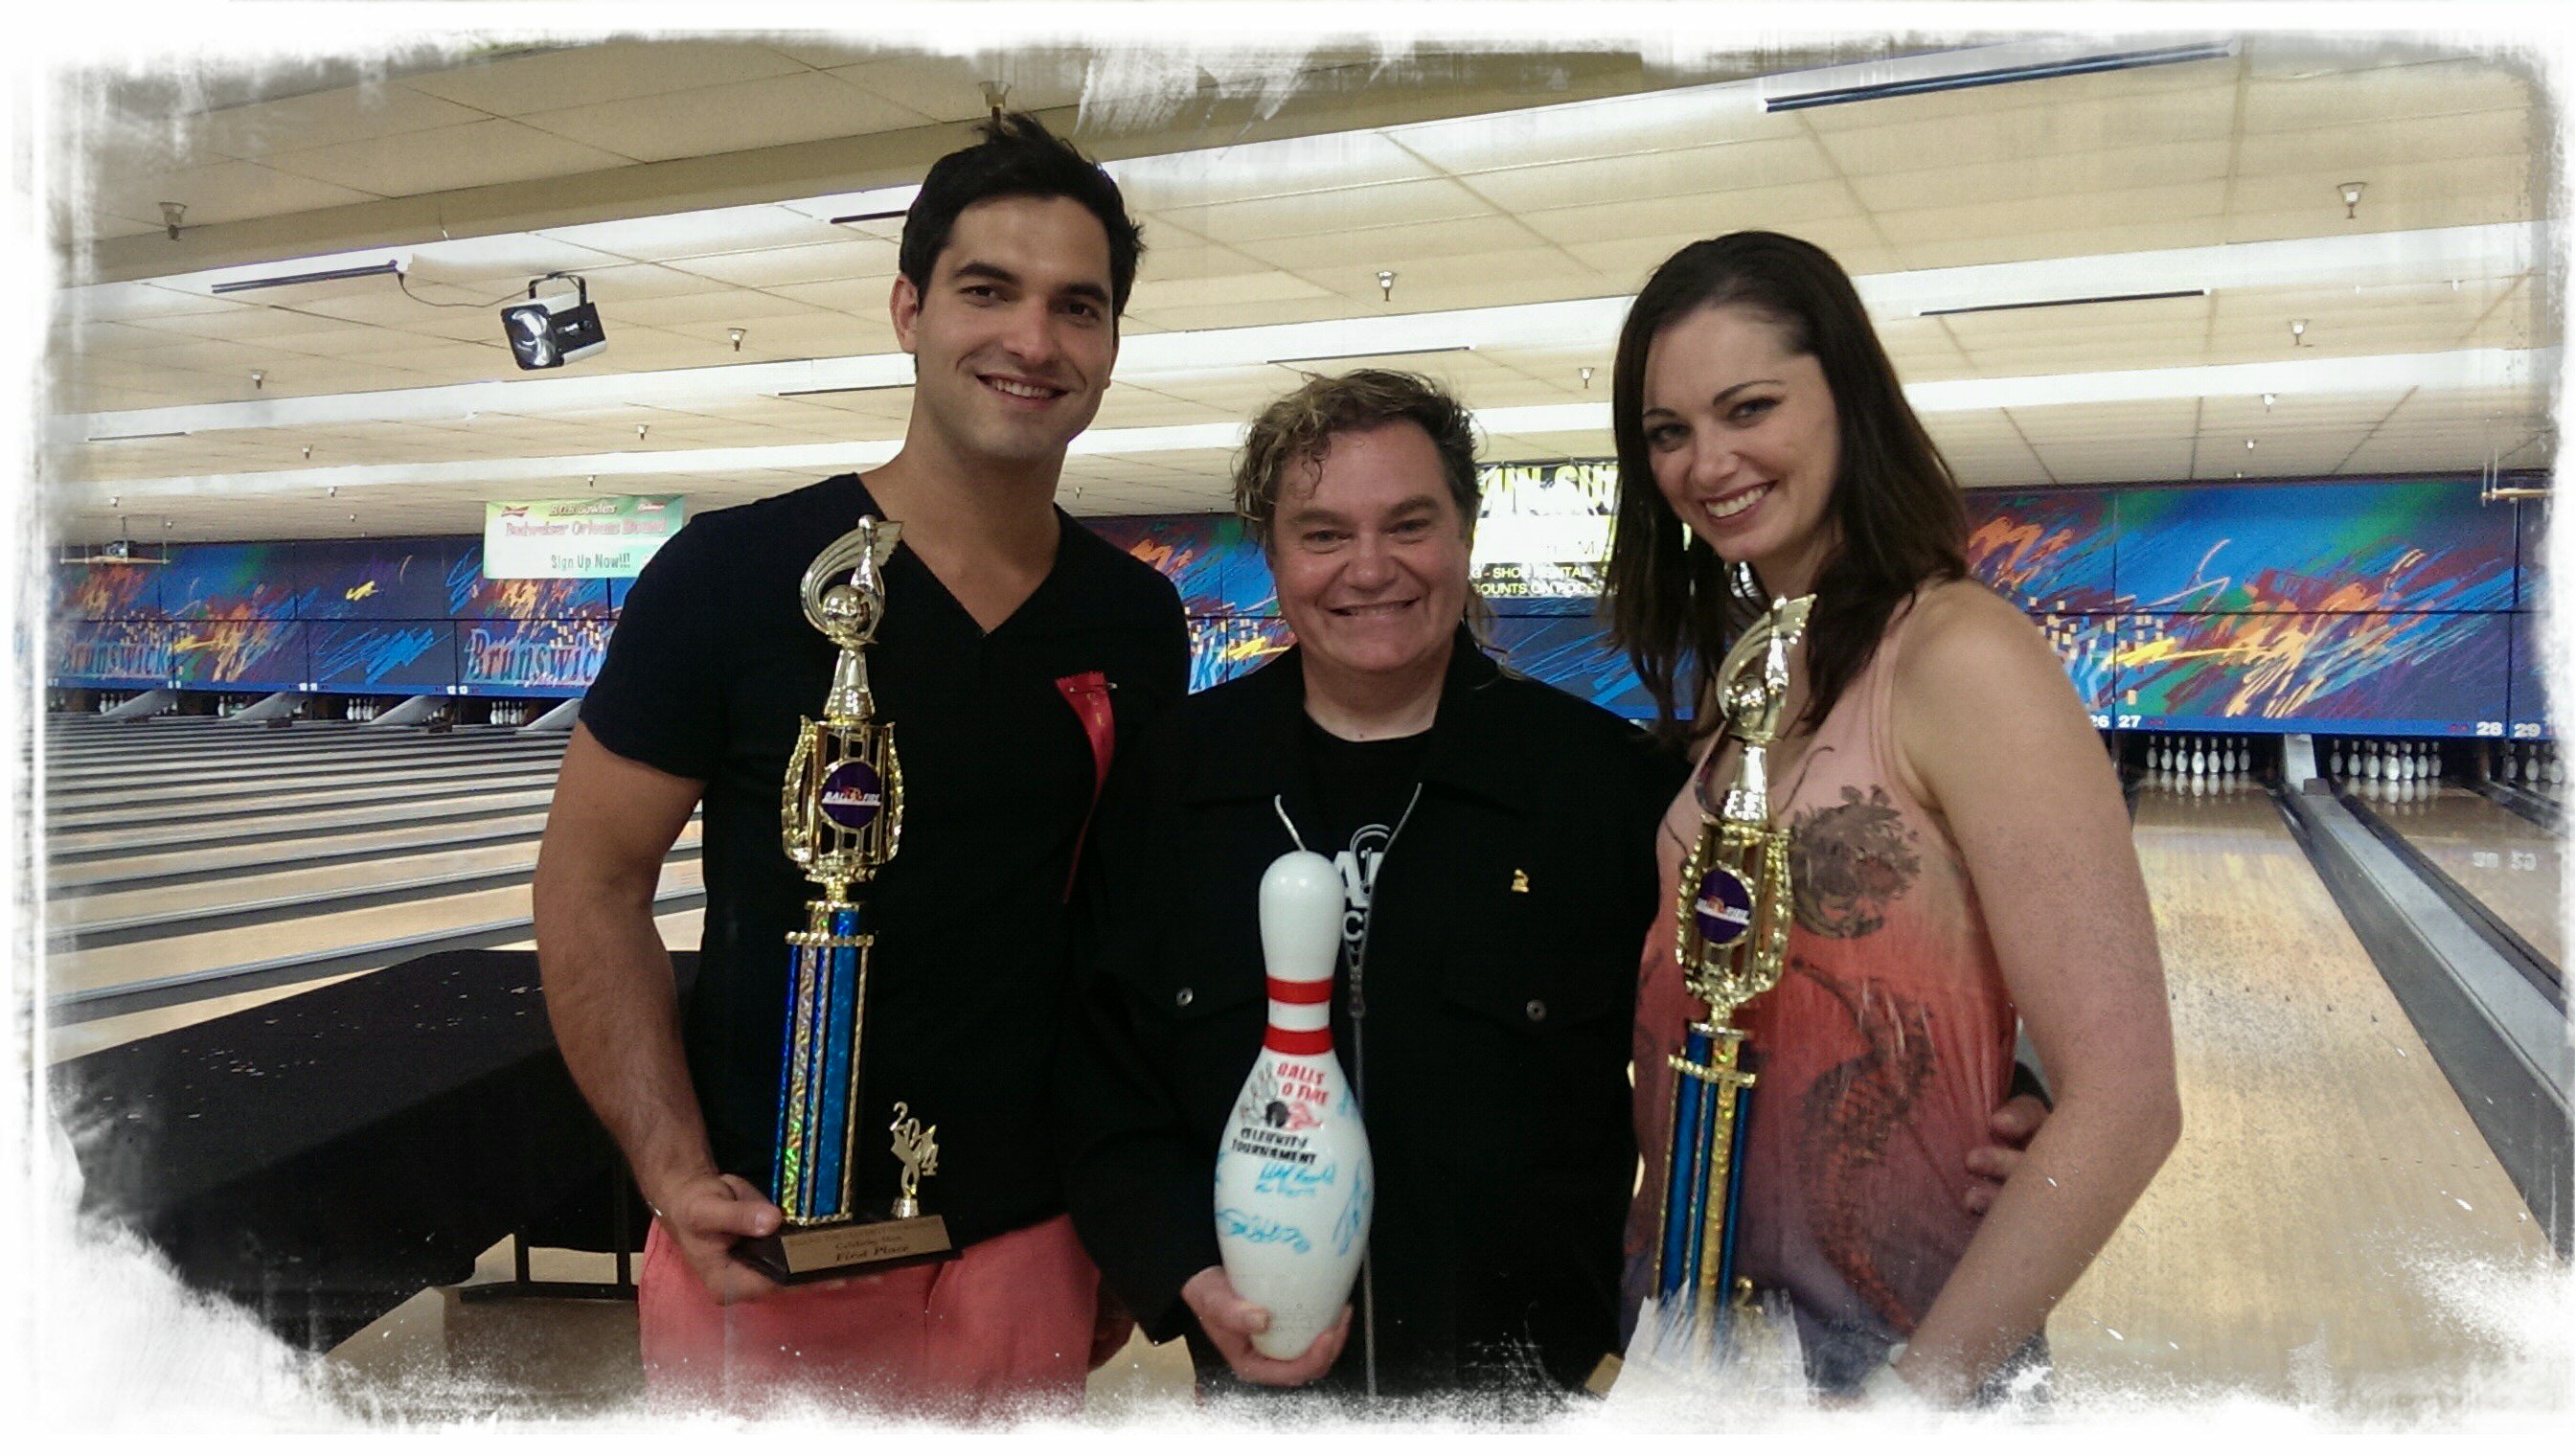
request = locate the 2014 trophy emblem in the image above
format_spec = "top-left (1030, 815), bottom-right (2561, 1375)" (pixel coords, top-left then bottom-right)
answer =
top-left (817, 760), bottom-right (885, 832)
top-left (1692, 865), bottom-right (1755, 946)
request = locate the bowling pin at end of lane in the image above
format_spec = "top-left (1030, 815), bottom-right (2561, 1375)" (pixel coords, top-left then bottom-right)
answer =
top-left (1214, 849), bottom-right (1374, 1363)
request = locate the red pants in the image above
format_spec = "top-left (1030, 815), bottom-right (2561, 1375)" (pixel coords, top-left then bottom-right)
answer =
top-left (638, 1213), bottom-right (1100, 1420)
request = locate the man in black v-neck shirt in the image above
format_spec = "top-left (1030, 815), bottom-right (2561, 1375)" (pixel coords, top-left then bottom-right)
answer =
top-left (535, 115), bottom-right (1184, 1416)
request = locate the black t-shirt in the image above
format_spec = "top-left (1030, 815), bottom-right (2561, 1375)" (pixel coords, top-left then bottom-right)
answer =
top-left (1301, 719), bottom-right (1430, 993)
top-left (580, 473), bottom-right (1188, 1248)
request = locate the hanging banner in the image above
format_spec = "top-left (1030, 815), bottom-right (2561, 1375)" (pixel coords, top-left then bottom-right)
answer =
top-left (484, 495), bottom-right (685, 579)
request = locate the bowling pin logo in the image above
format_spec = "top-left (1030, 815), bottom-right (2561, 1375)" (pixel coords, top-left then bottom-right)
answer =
top-left (1214, 850), bottom-right (1374, 1361)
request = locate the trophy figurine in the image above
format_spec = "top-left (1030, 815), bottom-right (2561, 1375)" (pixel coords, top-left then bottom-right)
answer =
top-left (736, 516), bottom-right (958, 1284)
top-left (1647, 585), bottom-right (1814, 1357)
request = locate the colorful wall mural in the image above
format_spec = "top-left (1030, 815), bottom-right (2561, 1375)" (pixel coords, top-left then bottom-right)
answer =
top-left (308, 621), bottom-right (458, 691)
top-left (295, 538), bottom-right (459, 621)
top-left (47, 475), bottom-right (2552, 737)
top-left (50, 534), bottom-right (610, 695)
top-left (1095, 472), bottom-right (2549, 737)
top-left (2110, 481), bottom-right (2516, 615)
top-left (1967, 490), bottom-right (2118, 613)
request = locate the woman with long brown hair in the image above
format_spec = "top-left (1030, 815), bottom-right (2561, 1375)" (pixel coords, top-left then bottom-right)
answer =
top-left (1606, 232), bottom-right (2181, 1405)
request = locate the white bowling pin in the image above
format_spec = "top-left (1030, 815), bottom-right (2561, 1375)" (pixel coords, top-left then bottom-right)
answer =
top-left (1215, 851), bottom-right (1374, 1362)
top-left (2190, 739), bottom-right (2206, 777)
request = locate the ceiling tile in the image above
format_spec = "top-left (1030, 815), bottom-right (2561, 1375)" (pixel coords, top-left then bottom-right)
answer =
top-left (536, 204), bottom-right (860, 263)
top-left (664, 239), bottom-right (901, 289)
top-left (405, 233), bottom-right (638, 290)
top-left (1115, 131), bottom-right (1447, 211)
top-left (397, 40), bottom-right (817, 118)
top-left (1817, 88), bottom-right (2236, 177)
top-left (1462, 134), bottom-right (1836, 213)
top-left (2239, 57), bottom-right (2535, 135)
top-left (83, 159), bottom-right (382, 231)
top-left (1849, 139), bottom-right (2230, 216)
top-left (197, 82), bottom-right (494, 160)
top-left (1517, 179), bottom-right (1861, 250)
top-left (824, 56), bottom-right (1004, 125)
top-left (1154, 176), bottom-right (1495, 244)
top-left (261, 119), bottom-right (639, 195)
top-left (513, 72), bottom-right (935, 165)
top-left (1386, 87), bottom-right (1798, 174)
top-left (1229, 214), bottom-right (1539, 272)
top-left (1128, 270), bottom-right (1335, 311)
top-left (2235, 106), bottom-right (2536, 177)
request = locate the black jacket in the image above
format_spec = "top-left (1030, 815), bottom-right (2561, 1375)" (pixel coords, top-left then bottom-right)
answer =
top-left (1057, 635), bottom-right (1686, 1399)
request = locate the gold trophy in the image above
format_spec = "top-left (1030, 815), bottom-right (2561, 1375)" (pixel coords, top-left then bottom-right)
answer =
top-left (736, 516), bottom-right (957, 1283)
top-left (1647, 586), bottom-right (1813, 1354)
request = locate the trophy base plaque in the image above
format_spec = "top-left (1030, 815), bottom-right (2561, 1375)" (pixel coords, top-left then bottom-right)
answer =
top-left (737, 1205), bottom-right (957, 1285)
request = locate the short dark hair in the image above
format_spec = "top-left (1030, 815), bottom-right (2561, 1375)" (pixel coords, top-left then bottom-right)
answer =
top-left (899, 112), bottom-right (1146, 316)
top-left (1234, 370), bottom-right (1481, 549)
top-left (1603, 231), bottom-right (1969, 743)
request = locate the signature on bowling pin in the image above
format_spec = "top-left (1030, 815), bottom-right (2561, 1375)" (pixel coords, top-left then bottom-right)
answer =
top-left (1217, 1207), bottom-right (1312, 1254)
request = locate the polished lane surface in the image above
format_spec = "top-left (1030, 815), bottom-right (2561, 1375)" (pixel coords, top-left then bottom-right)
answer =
top-left (47, 857), bottom-right (705, 997)
top-left (45, 908), bottom-right (707, 1064)
top-left (52, 809), bottom-right (559, 889)
top-left (51, 827), bottom-right (702, 931)
top-left (2348, 779), bottom-right (2566, 972)
top-left (2050, 784), bottom-right (2556, 1409)
top-left (48, 787), bottom-right (559, 858)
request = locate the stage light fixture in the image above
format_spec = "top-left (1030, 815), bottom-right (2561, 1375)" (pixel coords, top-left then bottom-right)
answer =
top-left (502, 273), bottom-right (606, 370)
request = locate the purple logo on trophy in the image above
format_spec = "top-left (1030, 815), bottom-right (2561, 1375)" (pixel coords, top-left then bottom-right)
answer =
top-left (1692, 865), bottom-right (1754, 947)
top-left (818, 759), bottom-right (884, 831)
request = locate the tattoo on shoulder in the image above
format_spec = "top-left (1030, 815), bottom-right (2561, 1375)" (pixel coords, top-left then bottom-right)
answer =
top-left (1789, 785), bottom-right (1922, 939)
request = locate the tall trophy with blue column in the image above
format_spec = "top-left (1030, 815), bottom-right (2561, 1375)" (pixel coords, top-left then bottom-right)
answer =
top-left (736, 516), bottom-right (957, 1283)
top-left (1647, 587), bottom-right (1812, 1358)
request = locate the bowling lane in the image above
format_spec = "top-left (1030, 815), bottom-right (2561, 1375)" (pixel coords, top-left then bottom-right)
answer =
top-left (49, 810), bottom-right (557, 890)
top-left (48, 755), bottom-right (565, 814)
top-left (44, 730), bottom-right (561, 783)
top-left (46, 907), bottom-right (706, 1064)
top-left (47, 766), bottom-right (562, 830)
top-left (47, 787), bottom-right (558, 857)
top-left (46, 858), bottom-right (705, 998)
top-left (50, 827), bottom-right (704, 930)
top-left (2049, 785), bottom-right (2555, 1403)
top-left (2352, 783), bottom-right (2564, 972)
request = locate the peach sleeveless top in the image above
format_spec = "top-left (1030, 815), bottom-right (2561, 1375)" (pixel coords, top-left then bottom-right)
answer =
top-left (1626, 598), bottom-right (2016, 1372)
